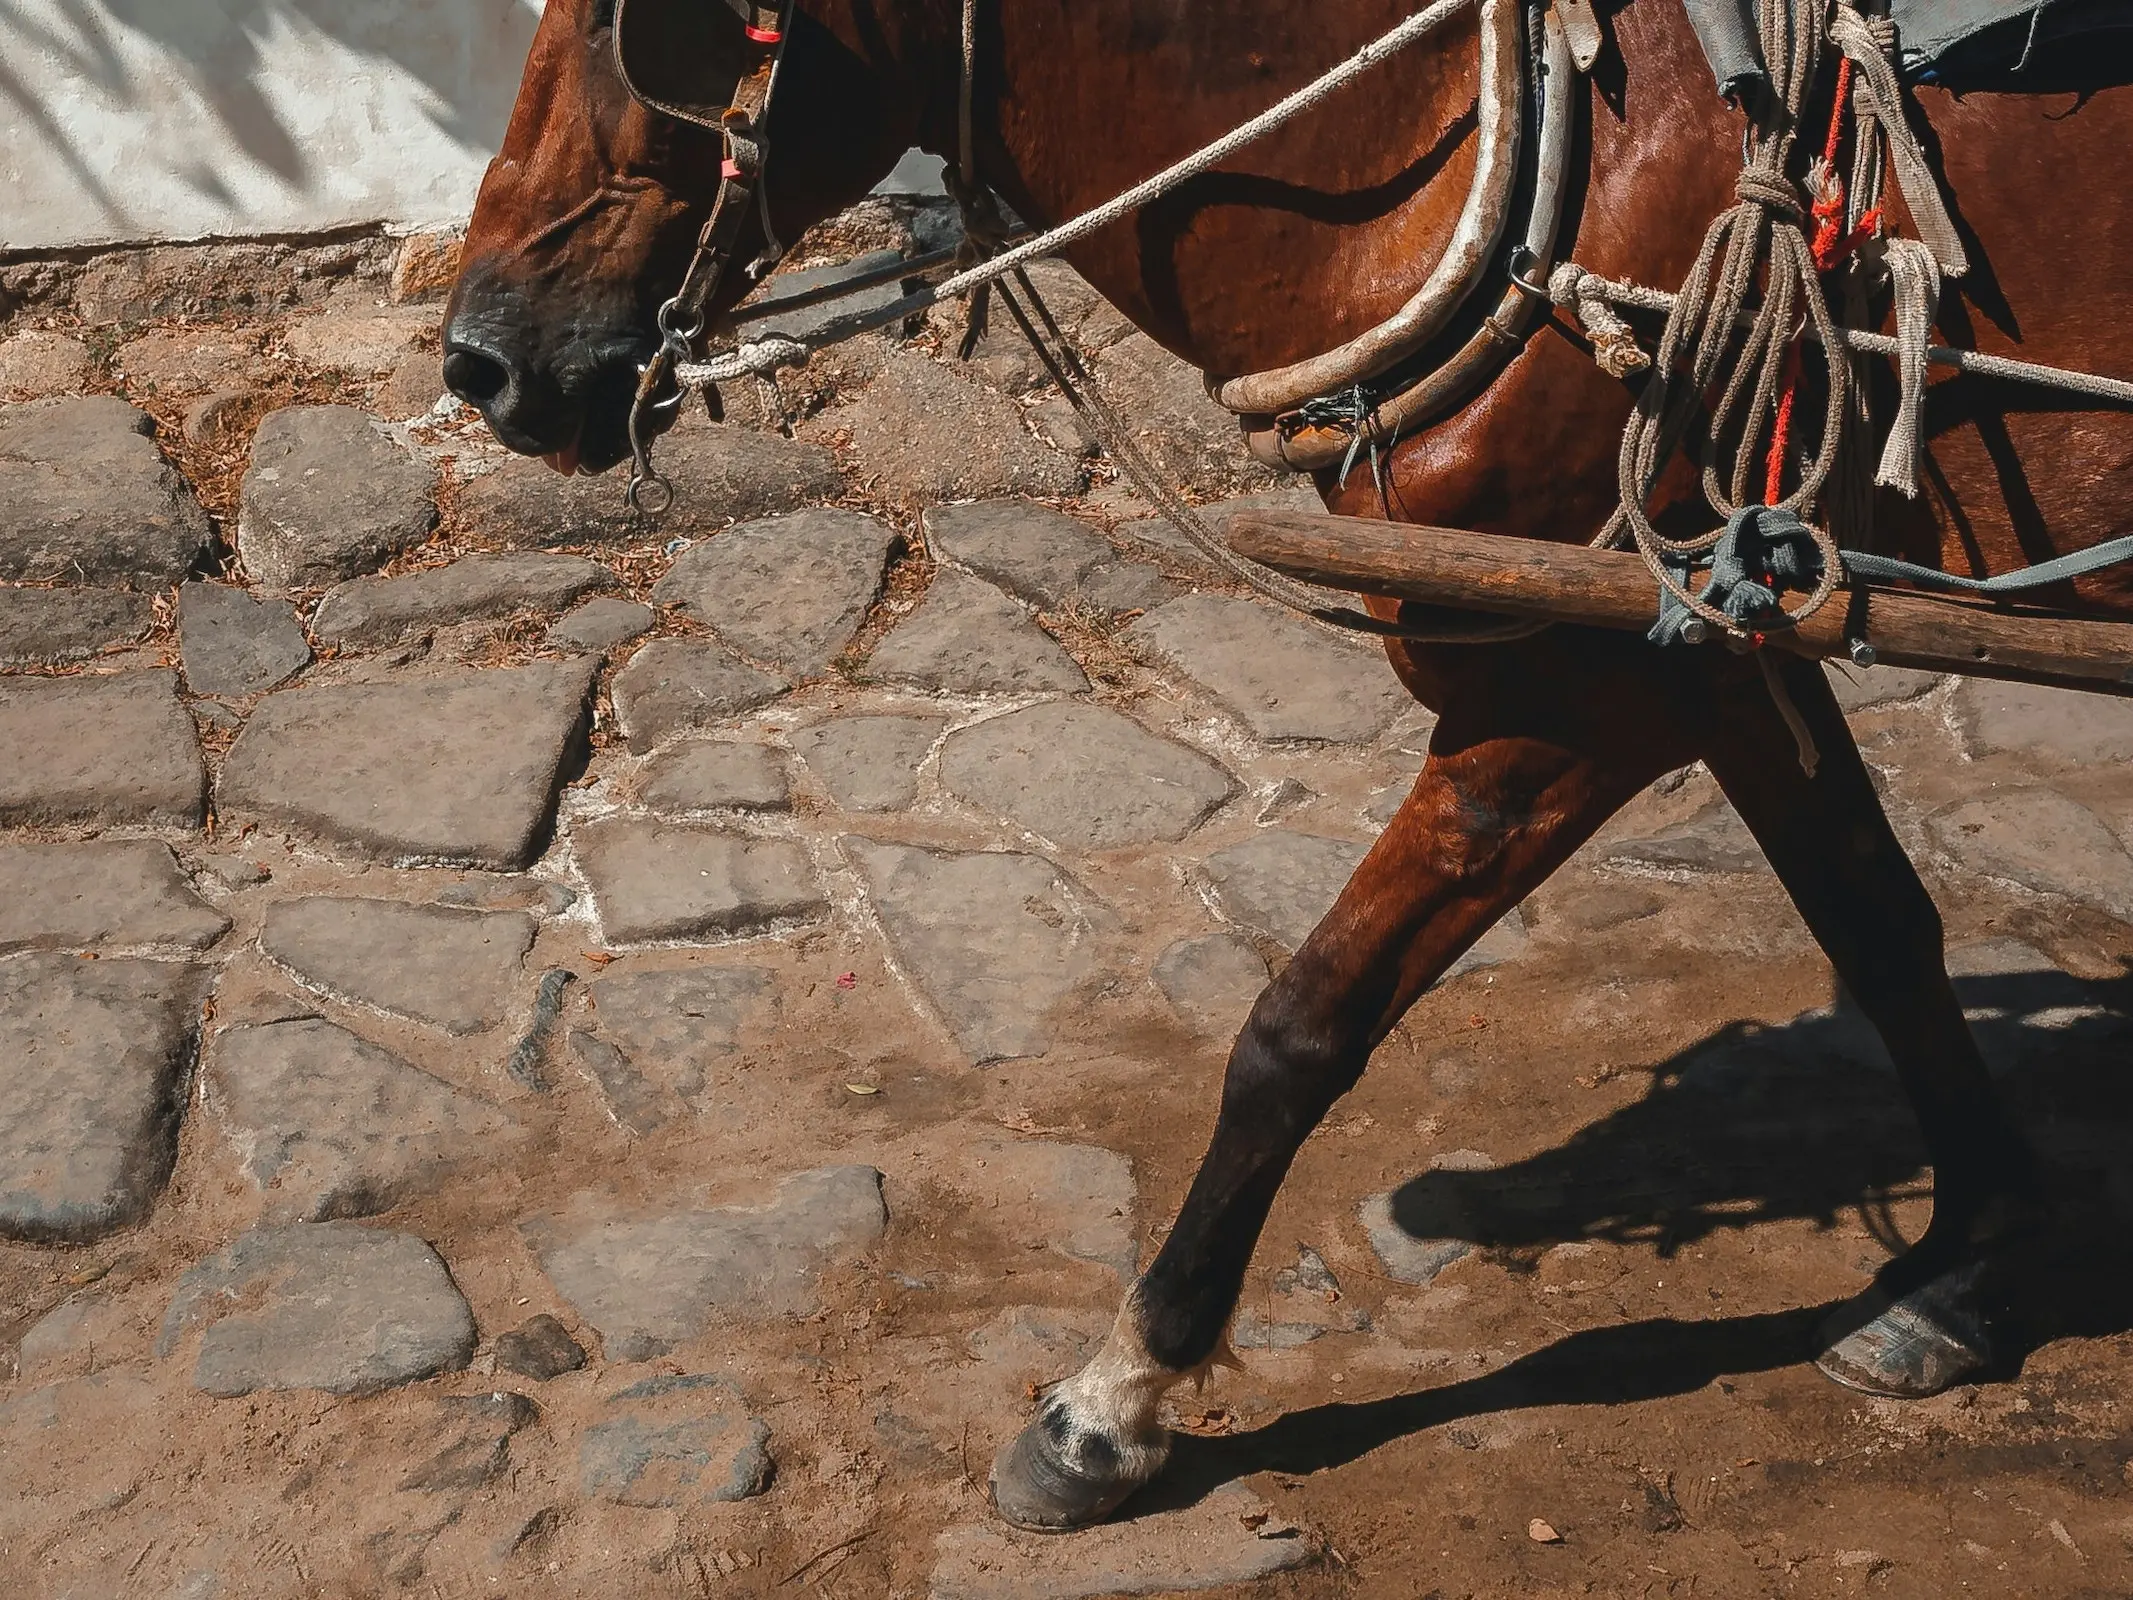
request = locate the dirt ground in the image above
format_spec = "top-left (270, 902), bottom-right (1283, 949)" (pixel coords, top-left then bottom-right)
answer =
top-left (4, 226), bottom-right (2133, 1600)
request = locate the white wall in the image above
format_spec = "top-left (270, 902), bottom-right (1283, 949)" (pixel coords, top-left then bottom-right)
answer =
top-left (0, 0), bottom-right (542, 252)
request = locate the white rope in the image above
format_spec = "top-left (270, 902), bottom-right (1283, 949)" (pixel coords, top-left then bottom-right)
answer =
top-left (1874, 237), bottom-right (1937, 495)
top-left (1548, 264), bottom-right (2133, 408)
top-left (932, 0), bottom-right (1475, 301)
top-left (674, 0), bottom-right (1476, 390)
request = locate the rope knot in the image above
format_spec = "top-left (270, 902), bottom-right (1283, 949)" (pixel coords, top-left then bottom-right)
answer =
top-left (1548, 262), bottom-right (1652, 377)
top-left (1649, 505), bottom-right (1828, 645)
top-left (1544, 261), bottom-right (1587, 308)
top-left (1733, 167), bottom-right (1805, 223)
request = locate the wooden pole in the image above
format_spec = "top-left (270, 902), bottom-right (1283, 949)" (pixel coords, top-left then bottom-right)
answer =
top-left (1228, 509), bottom-right (2133, 698)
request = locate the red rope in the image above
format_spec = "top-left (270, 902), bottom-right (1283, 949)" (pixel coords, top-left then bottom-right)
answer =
top-left (1765, 341), bottom-right (1802, 506)
top-left (1767, 55), bottom-right (1873, 502)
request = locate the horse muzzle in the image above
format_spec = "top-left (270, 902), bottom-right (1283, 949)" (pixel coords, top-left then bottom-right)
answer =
top-left (442, 265), bottom-right (653, 475)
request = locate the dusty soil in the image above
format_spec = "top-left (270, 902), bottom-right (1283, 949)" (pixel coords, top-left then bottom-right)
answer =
top-left (3, 227), bottom-right (2132, 1600)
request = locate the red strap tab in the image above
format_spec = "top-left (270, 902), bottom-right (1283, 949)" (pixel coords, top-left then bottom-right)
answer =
top-left (721, 157), bottom-right (745, 179)
top-left (745, 23), bottom-right (782, 41)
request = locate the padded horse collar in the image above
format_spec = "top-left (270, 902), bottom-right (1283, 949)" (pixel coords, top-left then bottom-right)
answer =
top-left (616, 0), bottom-right (797, 513)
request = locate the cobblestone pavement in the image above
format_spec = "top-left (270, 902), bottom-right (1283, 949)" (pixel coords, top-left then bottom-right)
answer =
top-left (6, 221), bottom-right (2133, 1599)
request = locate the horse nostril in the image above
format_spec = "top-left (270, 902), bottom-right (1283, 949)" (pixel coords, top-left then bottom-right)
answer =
top-left (442, 344), bottom-right (511, 406)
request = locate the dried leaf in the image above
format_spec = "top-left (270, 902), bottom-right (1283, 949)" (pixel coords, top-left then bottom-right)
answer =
top-left (844, 1083), bottom-right (880, 1096)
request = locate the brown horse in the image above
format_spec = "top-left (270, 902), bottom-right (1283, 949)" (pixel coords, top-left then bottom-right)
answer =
top-left (445, 0), bottom-right (2133, 1530)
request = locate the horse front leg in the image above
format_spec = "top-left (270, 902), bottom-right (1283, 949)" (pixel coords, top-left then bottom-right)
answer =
top-left (991, 629), bottom-right (1713, 1531)
top-left (1703, 654), bottom-right (2045, 1397)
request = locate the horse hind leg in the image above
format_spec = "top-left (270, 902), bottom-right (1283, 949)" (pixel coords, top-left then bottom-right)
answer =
top-left (1702, 654), bottom-right (2044, 1398)
top-left (991, 630), bottom-right (1714, 1531)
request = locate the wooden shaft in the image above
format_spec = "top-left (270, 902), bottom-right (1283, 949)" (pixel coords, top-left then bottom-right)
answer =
top-left (1229, 509), bottom-right (2133, 698)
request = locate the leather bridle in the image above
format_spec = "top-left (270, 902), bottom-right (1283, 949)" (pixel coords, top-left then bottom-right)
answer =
top-left (615, 0), bottom-right (798, 514)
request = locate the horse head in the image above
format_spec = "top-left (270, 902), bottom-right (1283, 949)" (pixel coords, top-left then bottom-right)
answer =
top-left (443, 0), bottom-right (927, 473)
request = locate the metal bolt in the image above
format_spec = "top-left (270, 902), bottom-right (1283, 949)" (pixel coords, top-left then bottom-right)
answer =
top-left (1848, 638), bottom-right (1877, 667)
top-left (1679, 617), bottom-right (1709, 645)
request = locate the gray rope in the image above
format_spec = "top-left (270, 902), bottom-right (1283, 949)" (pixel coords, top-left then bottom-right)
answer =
top-left (1546, 265), bottom-right (2133, 408)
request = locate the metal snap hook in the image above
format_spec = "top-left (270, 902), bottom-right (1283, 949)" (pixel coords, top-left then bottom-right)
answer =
top-left (1506, 246), bottom-right (1551, 301)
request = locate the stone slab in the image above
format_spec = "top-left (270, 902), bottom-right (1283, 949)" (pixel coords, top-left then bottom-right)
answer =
top-left (0, 396), bottom-right (212, 585)
top-left (0, 670), bottom-right (207, 829)
top-left (1113, 485), bottom-right (1324, 577)
top-left (159, 1222), bottom-right (477, 1395)
top-left (283, 303), bottom-right (435, 373)
top-left (1932, 788), bottom-right (2133, 923)
top-left (635, 741), bottom-right (791, 814)
top-left (397, 1391), bottom-right (539, 1492)
top-left (1196, 831), bottom-right (1370, 950)
top-left (178, 580), bottom-right (311, 697)
top-left (867, 570), bottom-right (1088, 696)
top-left (587, 965), bottom-right (774, 1108)
top-left (940, 702), bottom-right (1235, 850)
top-left (375, 349), bottom-right (448, 421)
top-left (956, 1140), bottom-right (1137, 1277)
top-left (1956, 677), bottom-right (2133, 765)
top-left (218, 659), bottom-right (598, 868)
top-left (114, 326), bottom-right (259, 394)
top-left (455, 422), bottom-right (842, 547)
top-left (1949, 937), bottom-right (2126, 1077)
top-left (1129, 594), bottom-right (1405, 743)
top-left (259, 897), bottom-right (537, 1034)
top-left (931, 1484), bottom-right (1311, 1599)
top-left (0, 840), bottom-right (228, 954)
top-left (923, 499), bottom-right (1170, 615)
top-left (312, 553), bottom-right (617, 647)
top-left (0, 953), bottom-right (210, 1242)
top-left (1602, 798), bottom-right (1768, 876)
top-left (576, 820), bottom-right (825, 943)
top-left (1360, 1183), bottom-right (1478, 1286)
top-left (653, 508), bottom-right (898, 675)
top-left (529, 1165), bottom-right (887, 1359)
top-left (0, 330), bottom-right (93, 400)
top-left (1441, 909), bottom-right (1531, 984)
top-left (744, 250), bottom-right (908, 343)
top-left (238, 405), bottom-right (437, 590)
top-left (571, 1028), bottom-right (670, 1134)
top-left (1152, 933), bottom-right (1269, 1036)
top-left (610, 637), bottom-right (789, 753)
top-left (808, 350), bottom-right (1081, 504)
top-left (792, 714), bottom-right (944, 811)
top-left (848, 839), bottom-right (1107, 1063)
top-left (579, 1373), bottom-right (771, 1507)
top-left (1088, 330), bottom-right (1280, 498)
top-left (1825, 662), bottom-right (1942, 712)
top-left (210, 1017), bottom-right (516, 1219)
top-left (0, 586), bottom-right (152, 665)
top-left (546, 596), bottom-right (653, 653)
top-left (494, 1313), bottom-right (587, 1381)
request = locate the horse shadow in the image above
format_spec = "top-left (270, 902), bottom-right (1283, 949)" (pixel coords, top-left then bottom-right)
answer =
top-left (1143, 950), bottom-right (2133, 1513)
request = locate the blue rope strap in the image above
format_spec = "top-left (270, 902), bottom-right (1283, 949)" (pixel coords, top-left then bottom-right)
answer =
top-left (1650, 507), bottom-right (2133, 645)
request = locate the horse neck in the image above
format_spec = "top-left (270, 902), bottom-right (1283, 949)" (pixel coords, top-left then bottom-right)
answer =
top-left (954, 0), bottom-right (1733, 381)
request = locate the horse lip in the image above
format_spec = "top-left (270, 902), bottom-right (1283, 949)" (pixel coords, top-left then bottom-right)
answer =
top-left (543, 420), bottom-right (587, 475)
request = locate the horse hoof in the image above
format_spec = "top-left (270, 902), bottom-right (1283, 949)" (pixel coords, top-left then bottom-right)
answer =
top-left (1814, 1258), bottom-right (1993, 1399)
top-left (990, 1405), bottom-right (1165, 1533)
